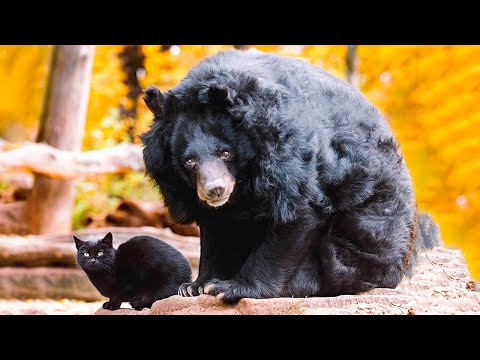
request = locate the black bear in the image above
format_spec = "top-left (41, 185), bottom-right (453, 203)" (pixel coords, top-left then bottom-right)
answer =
top-left (141, 49), bottom-right (439, 304)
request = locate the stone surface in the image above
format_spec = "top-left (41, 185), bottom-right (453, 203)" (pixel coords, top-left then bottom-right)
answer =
top-left (95, 307), bottom-right (150, 315)
top-left (96, 246), bottom-right (480, 315)
top-left (0, 267), bottom-right (103, 301)
top-left (14, 309), bottom-right (48, 315)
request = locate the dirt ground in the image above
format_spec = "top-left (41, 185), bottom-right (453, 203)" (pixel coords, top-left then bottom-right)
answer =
top-left (0, 299), bottom-right (106, 315)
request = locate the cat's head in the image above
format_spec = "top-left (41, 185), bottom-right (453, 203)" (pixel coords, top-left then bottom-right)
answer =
top-left (73, 232), bottom-right (116, 273)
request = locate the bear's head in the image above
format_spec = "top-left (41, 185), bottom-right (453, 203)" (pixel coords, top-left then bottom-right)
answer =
top-left (166, 108), bottom-right (249, 209)
top-left (141, 58), bottom-right (323, 224)
top-left (141, 85), bottom-right (258, 221)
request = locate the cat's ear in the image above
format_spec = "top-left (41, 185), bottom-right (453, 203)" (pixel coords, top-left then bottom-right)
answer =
top-left (73, 236), bottom-right (84, 250)
top-left (102, 232), bottom-right (113, 246)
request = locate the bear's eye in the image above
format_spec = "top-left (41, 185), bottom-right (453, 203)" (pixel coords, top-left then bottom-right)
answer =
top-left (220, 150), bottom-right (231, 160)
top-left (185, 158), bottom-right (196, 168)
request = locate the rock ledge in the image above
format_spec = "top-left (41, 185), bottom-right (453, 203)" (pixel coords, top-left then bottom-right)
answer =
top-left (95, 247), bottom-right (480, 315)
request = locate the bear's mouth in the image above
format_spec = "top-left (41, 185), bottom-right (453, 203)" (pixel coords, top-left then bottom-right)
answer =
top-left (205, 196), bottom-right (230, 208)
top-left (197, 180), bottom-right (235, 208)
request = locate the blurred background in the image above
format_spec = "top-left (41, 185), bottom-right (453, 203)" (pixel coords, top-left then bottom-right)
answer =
top-left (0, 45), bottom-right (478, 313)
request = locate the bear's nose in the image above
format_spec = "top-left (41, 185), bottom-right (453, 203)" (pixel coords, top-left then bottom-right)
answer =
top-left (204, 178), bottom-right (226, 198)
top-left (208, 186), bottom-right (225, 198)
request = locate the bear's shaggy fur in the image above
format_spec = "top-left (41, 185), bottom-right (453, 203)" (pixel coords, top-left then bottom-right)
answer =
top-left (142, 49), bottom-right (439, 303)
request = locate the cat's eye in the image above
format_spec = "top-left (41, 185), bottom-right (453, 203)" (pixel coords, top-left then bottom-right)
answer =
top-left (83, 252), bottom-right (90, 257)
top-left (97, 251), bottom-right (104, 256)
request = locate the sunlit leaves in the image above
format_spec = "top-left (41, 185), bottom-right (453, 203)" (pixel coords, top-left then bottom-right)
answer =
top-left (0, 45), bottom-right (479, 279)
top-left (0, 45), bottom-right (51, 140)
top-left (358, 45), bottom-right (480, 279)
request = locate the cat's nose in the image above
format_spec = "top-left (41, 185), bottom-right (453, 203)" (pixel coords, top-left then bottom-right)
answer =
top-left (90, 258), bottom-right (96, 264)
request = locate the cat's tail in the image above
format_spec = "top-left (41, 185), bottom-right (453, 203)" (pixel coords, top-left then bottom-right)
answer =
top-left (405, 211), bottom-right (441, 276)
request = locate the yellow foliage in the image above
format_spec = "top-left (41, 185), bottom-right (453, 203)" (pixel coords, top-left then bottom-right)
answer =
top-left (84, 45), bottom-right (128, 149)
top-left (137, 45), bottom-right (236, 138)
top-left (0, 44), bottom-right (479, 280)
top-left (358, 45), bottom-right (480, 280)
top-left (0, 45), bottom-right (51, 140)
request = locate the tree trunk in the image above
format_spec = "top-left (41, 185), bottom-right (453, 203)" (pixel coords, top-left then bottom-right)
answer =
top-left (36, 46), bottom-right (55, 142)
top-left (118, 45), bottom-right (145, 143)
top-left (346, 45), bottom-right (359, 87)
top-left (27, 45), bottom-right (95, 234)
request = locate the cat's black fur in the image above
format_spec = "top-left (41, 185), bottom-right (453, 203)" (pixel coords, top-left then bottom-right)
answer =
top-left (74, 232), bottom-right (192, 310)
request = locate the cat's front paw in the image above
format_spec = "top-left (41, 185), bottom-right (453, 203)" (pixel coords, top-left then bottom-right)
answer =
top-left (130, 301), bottom-right (152, 311)
top-left (178, 281), bottom-right (204, 297)
top-left (102, 301), bottom-right (121, 311)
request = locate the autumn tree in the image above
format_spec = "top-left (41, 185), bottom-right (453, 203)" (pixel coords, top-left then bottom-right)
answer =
top-left (346, 45), bottom-right (359, 87)
top-left (27, 45), bottom-right (95, 234)
top-left (118, 45), bottom-right (145, 143)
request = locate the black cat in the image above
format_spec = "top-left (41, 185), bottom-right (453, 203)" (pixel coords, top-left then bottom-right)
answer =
top-left (74, 232), bottom-right (192, 310)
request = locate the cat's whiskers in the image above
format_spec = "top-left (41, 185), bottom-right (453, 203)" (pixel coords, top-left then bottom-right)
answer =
top-left (96, 262), bottom-right (115, 279)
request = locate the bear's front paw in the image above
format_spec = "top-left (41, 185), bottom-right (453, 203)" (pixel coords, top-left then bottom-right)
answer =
top-left (203, 278), bottom-right (252, 304)
top-left (178, 281), bottom-right (204, 297)
top-left (102, 301), bottom-right (121, 311)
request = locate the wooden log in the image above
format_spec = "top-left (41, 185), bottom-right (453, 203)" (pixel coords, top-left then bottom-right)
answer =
top-left (0, 226), bottom-right (200, 272)
top-left (90, 199), bottom-right (200, 237)
top-left (0, 267), bottom-right (103, 301)
top-left (0, 142), bottom-right (144, 179)
top-left (0, 201), bottom-right (29, 235)
top-left (0, 227), bottom-right (199, 300)
top-left (0, 237), bottom-right (78, 267)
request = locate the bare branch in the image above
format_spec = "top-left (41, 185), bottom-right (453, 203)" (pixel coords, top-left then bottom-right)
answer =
top-left (0, 142), bottom-right (145, 180)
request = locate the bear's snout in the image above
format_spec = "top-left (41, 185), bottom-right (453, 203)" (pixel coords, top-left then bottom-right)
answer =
top-left (196, 159), bottom-right (235, 207)
top-left (204, 179), bottom-right (226, 198)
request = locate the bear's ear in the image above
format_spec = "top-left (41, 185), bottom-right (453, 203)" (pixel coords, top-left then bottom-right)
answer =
top-left (198, 84), bottom-right (234, 107)
top-left (143, 86), bottom-right (165, 119)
